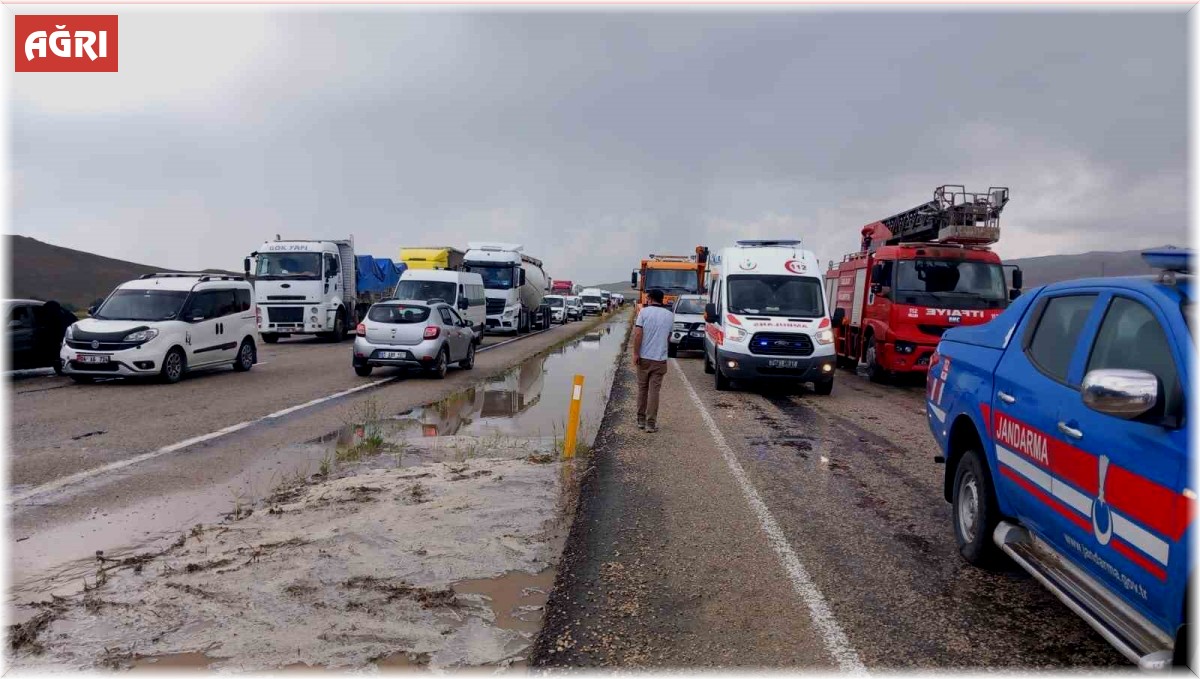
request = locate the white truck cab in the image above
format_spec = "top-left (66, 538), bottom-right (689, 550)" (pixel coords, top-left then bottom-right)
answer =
top-left (247, 239), bottom-right (355, 343)
top-left (703, 240), bottom-right (836, 394)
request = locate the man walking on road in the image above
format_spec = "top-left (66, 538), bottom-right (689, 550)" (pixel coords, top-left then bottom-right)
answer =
top-left (632, 288), bottom-right (672, 433)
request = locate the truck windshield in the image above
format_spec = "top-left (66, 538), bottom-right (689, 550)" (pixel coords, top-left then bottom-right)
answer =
top-left (465, 264), bottom-right (515, 289)
top-left (643, 269), bottom-right (698, 294)
top-left (368, 304), bottom-right (431, 324)
top-left (95, 290), bottom-right (190, 321)
top-left (674, 298), bottom-right (705, 314)
top-left (895, 259), bottom-right (1007, 308)
top-left (255, 253), bottom-right (322, 280)
top-left (728, 275), bottom-right (824, 317)
top-left (393, 280), bottom-right (456, 304)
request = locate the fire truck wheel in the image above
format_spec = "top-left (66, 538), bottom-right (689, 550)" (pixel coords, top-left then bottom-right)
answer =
top-left (703, 351), bottom-right (715, 374)
top-left (864, 337), bottom-right (889, 384)
top-left (952, 448), bottom-right (1003, 568)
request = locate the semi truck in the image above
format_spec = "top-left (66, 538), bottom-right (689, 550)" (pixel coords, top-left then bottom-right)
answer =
top-left (631, 245), bottom-right (710, 311)
top-left (826, 185), bottom-right (1022, 382)
top-left (463, 242), bottom-right (551, 334)
top-left (400, 247), bottom-right (464, 271)
top-left (245, 236), bottom-right (404, 344)
top-left (551, 279), bottom-right (574, 295)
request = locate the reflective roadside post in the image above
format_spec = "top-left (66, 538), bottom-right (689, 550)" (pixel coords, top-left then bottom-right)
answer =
top-left (563, 374), bottom-right (585, 459)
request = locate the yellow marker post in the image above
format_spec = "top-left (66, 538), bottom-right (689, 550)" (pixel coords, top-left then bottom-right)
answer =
top-left (563, 374), bottom-right (586, 459)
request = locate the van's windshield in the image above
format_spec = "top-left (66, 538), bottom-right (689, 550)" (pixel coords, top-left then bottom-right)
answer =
top-left (727, 275), bottom-right (824, 317)
top-left (95, 290), bottom-right (190, 321)
top-left (394, 280), bottom-right (456, 304)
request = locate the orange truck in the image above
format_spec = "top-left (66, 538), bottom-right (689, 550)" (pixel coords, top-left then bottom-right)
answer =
top-left (630, 246), bottom-right (710, 311)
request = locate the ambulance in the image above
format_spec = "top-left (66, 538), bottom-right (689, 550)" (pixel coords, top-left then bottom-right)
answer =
top-left (703, 240), bottom-right (836, 394)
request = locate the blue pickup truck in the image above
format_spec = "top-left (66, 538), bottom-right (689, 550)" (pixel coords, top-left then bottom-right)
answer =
top-left (926, 249), bottom-right (1192, 669)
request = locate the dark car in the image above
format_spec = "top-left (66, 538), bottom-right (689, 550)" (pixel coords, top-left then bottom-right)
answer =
top-left (6, 299), bottom-right (78, 373)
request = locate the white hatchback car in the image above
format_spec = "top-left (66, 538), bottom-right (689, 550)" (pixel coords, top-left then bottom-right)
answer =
top-left (61, 273), bottom-right (260, 384)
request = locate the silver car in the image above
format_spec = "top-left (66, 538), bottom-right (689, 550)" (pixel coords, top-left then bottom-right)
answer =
top-left (353, 300), bottom-right (476, 378)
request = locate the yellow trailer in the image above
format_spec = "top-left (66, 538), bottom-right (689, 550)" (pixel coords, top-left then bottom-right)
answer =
top-left (399, 247), bottom-right (465, 271)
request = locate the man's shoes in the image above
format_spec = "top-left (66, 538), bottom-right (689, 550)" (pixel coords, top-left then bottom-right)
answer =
top-left (645, 423), bottom-right (658, 434)
top-left (636, 417), bottom-right (646, 430)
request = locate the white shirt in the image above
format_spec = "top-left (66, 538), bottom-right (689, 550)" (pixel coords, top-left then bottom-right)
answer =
top-left (635, 305), bottom-right (673, 362)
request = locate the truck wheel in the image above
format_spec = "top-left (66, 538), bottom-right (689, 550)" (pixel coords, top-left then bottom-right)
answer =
top-left (703, 350), bottom-right (715, 374)
top-left (160, 348), bottom-right (186, 384)
top-left (262, 333), bottom-right (279, 344)
top-left (813, 378), bottom-right (834, 395)
top-left (864, 337), bottom-right (888, 384)
top-left (668, 343), bottom-right (678, 358)
top-left (328, 312), bottom-right (346, 343)
top-left (953, 448), bottom-right (1004, 567)
top-left (355, 365), bottom-right (373, 377)
top-left (232, 339), bottom-right (256, 372)
top-left (714, 360), bottom-right (731, 391)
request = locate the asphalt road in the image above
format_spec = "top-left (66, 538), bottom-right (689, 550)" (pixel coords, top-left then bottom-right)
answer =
top-left (7, 315), bottom-right (620, 615)
top-left (534, 349), bottom-right (1129, 670)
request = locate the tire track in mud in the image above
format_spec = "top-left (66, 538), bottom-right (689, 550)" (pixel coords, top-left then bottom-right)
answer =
top-left (676, 360), bottom-right (1126, 669)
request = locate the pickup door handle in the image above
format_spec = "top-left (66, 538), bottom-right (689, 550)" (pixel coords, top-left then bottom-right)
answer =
top-left (997, 391), bottom-right (1016, 404)
top-left (1057, 422), bottom-right (1083, 440)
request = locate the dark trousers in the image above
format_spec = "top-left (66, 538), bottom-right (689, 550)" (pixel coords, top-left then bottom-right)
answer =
top-left (636, 358), bottom-right (668, 425)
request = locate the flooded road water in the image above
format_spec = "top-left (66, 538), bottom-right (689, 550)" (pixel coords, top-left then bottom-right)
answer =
top-left (10, 315), bottom-right (631, 671)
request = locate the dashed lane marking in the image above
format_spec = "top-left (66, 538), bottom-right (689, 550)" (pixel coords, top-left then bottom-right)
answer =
top-left (672, 358), bottom-right (867, 673)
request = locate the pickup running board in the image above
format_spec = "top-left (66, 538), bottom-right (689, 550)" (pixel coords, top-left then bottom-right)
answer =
top-left (993, 522), bottom-right (1175, 670)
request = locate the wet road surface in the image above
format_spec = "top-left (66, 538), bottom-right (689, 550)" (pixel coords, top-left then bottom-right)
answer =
top-left (535, 349), bottom-right (1128, 670)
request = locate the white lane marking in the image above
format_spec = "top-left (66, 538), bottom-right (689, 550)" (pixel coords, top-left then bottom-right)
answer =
top-left (672, 359), bottom-right (867, 673)
top-left (11, 378), bottom-right (396, 504)
top-left (12, 325), bottom-right (564, 505)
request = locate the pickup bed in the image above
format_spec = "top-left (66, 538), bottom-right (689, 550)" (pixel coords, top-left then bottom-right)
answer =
top-left (926, 259), bottom-right (1192, 669)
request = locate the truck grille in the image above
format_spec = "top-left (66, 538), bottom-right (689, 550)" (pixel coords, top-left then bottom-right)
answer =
top-left (486, 299), bottom-right (506, 315)
top-left (266, 295), bottom-right (306, 301)
top-left (267, 306), bottom-right (304, 324)
top-left (917, 324), bottom-right (949, 338)
top-left (747, 332), bottom-right (814, 357)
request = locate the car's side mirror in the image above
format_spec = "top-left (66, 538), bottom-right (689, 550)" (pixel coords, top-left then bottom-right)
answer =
top-left (704, 303), bottom-right (718, 323)
top-left (831, 307), bottom-right (845, 327)
top-left (1082, 369), bottom-right (1158, 420)
top-left (87, 305), bottom-right (97, 317)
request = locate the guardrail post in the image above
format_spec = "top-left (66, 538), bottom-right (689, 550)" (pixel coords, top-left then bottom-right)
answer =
top-left (563, 374), bottom-right (585, 459)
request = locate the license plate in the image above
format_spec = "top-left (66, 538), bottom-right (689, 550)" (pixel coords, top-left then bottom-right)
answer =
top-left (690, 331), bottom-right (705, 337)
top-left (768, 359), bottom-right (799, 369)
top-left (78, 354), bottom-right (110, 365)
top-left (379, 351), bottom-right (406, 360)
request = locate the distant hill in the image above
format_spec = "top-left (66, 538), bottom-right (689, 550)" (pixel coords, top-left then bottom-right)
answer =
top-left (1005, 248), bottom-right (1161, 288)
top-left (8, 235), bottom-right (235, 310)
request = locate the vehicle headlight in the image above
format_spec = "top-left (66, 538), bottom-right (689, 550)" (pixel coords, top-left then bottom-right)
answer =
top-left (673, 322), bottom-right (688, 331)
top-left (726, 327), bottom-right (748, 342)
top-left (311, 307), bottom-right (319, 315)
top-left (816, 329), bottom-right (834, 345)
top-left (123, 328), bottom-right (159, 343)
top-left (65, 324), bottom-right (75, 340)
top-left (895, 340), bottom-right (916, 354)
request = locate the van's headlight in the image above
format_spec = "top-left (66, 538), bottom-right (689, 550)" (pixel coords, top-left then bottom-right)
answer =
top-left (726, 327), bottom-right (748, 342)
top-left (65, 324), bottom-right (76, 340)
top-left (816, 329), bottom-right (834, 345)
top-left (123, 328), bottom-right (159, 343)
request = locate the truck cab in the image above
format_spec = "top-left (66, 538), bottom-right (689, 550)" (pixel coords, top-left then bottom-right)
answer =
top-left (247, 239), bottom-right (354, 343)
top-left (927, 248), bottom-right (1193, 669)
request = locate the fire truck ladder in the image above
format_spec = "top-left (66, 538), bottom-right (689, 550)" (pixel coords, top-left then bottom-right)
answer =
top-left (867, 185), bottom-right (1010, 249)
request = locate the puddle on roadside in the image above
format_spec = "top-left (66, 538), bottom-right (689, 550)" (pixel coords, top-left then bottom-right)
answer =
top-left (452, 568), bottom-right (555, 635)
top-left (128, 652), bottom-right (213, 672)
top-left (11, 316), bottom-right (629, 644)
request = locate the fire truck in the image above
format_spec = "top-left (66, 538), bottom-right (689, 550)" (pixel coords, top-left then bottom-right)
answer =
top-left (826, 185), bottom-right (1023, 382)
top-left (630, 246), bottom-right (710, 311)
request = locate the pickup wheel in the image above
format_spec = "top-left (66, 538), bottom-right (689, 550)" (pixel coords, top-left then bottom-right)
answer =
top-left (953, 448), bottom-right (1004, 567)
top-left (864, 336), bottom-right (889, 384)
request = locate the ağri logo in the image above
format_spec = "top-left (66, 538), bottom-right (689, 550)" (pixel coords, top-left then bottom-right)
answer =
top-left (16, 15), bottom-right (118, 72)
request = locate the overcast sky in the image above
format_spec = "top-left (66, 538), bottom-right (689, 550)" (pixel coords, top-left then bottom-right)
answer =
top-left (11, 7), bottom-right (1188, 285)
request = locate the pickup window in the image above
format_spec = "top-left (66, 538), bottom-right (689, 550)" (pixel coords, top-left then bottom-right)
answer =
top-left (1025, 294), bottom-right (1097, 383)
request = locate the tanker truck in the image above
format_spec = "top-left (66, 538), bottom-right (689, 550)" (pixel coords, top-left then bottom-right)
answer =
top-left (463, 242), bottom-right (551, 334)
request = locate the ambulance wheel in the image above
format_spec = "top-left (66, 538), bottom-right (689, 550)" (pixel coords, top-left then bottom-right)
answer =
top-left (714, 361), bottom-right (731, 391)
top-left (952, 449), bottom-right (1003, 568)
top-left (667, 343), bottom-right (678, 358)
top-left (704, 350), bottom-right (715, 374)
top-left (864, 337), bottom-right (888, 384)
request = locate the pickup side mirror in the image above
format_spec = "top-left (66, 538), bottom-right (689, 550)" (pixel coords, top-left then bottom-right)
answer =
top-left (457, 298), bottom-right (469, 311)
top-left (1082, 369), bottom-right (1158, 420)
top-left (831, 307), bottom-right (846, 327)
top-left (704, 302), bottom-right (718, 324)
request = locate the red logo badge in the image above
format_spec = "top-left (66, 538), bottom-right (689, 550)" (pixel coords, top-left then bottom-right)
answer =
top-left (784, 259), bottom-right (807, 274)
top-left (16, 15), bottom-right (118, 72)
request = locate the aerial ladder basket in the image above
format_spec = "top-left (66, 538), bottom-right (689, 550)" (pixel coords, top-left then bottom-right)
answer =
top-left (862, 185), bottom-right (1009, 252)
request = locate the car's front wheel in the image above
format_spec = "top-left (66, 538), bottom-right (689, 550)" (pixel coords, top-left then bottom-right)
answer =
top-left (953, 448), bottom-right (1003, 567)
top-left (160, 348), bottom-right (186, 384)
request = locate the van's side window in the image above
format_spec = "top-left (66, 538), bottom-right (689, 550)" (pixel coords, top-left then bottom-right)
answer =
top-left (235, 289), bottom-right (251, 313)
top-left (188, 291), bottom-right (222, 320)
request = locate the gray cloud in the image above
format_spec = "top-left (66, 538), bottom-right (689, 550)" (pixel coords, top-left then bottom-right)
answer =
top-left (13, 8), bottom-right (1187, 284)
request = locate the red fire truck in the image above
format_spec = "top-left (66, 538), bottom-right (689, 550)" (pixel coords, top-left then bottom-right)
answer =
top-left (826, 185), bottom-right (1023, 382)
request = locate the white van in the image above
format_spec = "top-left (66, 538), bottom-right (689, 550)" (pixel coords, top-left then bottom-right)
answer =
top-left (391, 269), bottom-right (486, 343)
top-left (703, 240), bottom-right (836, 394)
top-left (580, 288), bottom-right (604, 315)
top-left (61, 273), bottom-right (259, 384)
